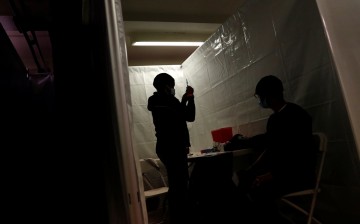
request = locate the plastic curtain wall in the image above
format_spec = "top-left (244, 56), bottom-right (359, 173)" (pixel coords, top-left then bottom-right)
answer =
top-left (181, 0), bottom-right (359, 223)
top-left (128, 0), bottom-right (360, 223)
top-left (105, 0), bottom-right (145, 223)
top-left (315, 0), bottom-right (360, 158)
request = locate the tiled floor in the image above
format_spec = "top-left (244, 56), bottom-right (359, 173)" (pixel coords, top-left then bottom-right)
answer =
top-left (146, 197), bottom-right (313, 224)
top-left (146, 196), bottom-right (169, 224)
top-left (148, 210), bottom-right (169, 224)
top-left (146, 192), bottom-right (343, 224)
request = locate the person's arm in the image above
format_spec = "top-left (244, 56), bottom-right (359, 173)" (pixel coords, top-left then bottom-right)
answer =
top-left (247, 147), bottom-right (269, 171)
top-left (181, 86), bottom-right (195, 122)
top-left (251, 172), bottom-right (273, 188)
top-left (240, 147), bottom-right (273, 188)
top-left (246, 133), bottom-right (267, 150)
top-left (243, 133), bottom-right (269, 166)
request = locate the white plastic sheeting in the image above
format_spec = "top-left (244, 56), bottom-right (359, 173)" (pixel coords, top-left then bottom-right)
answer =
top-left (181, 0), bottom-right (359, 223)
top-left (128, 0), bottom-right (360, 222)
top-left (315, 0), bottom-right (360, 159)
top-left (183, 0), bottom-right (339, 151)
top-left (107, 0), bottom-right (145, 223)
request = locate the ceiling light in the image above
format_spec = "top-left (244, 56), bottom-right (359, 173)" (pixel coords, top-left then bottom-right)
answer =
top-left (132, 41), bottom-right (204, 47)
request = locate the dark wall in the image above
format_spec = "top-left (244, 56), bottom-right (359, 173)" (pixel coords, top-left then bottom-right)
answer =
top-left (3, 1), bottom-right (129, 223)
top-left (49, 1), bottom-right (129, 223)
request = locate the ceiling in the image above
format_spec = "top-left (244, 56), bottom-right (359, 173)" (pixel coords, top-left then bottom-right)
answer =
top-left (0, 0), bottom-right (246, 67)
top-left (121, 0), bottom-right (247, 66)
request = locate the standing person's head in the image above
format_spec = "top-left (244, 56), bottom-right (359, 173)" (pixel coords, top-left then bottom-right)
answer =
top-left (153, 73), bottom-right (175, 95)
top-left (255, 75), bottom-right (285, 111)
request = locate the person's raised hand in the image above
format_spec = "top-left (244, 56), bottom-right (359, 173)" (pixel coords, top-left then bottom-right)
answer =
top-left (182, 85), bottom-right (194, 102)
top-left (186, 86), bottom-right (194, 97)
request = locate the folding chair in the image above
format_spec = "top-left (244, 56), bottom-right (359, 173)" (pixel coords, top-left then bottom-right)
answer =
top-left (280, 132), bottom-right (327, 224)
top-left (140, 158), bottom-right (169, 223)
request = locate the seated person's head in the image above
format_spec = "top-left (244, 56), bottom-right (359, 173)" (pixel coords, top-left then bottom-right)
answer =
top-left (153, 73), bottom-right (175, 94)
top-left (255, 75), bottom-right (284, 109)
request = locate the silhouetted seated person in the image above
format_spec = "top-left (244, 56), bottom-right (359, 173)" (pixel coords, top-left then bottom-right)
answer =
top-left (232, 75), bottom-right (317, 224)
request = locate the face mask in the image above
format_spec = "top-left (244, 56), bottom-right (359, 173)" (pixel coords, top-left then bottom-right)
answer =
top-left (259, 97), bottom-right (269, 108)
top-left (170, 88), bottom-right (175, 96)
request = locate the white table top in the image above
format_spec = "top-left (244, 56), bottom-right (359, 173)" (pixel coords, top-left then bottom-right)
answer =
top-left (187, 148), bottom-right (254, 160)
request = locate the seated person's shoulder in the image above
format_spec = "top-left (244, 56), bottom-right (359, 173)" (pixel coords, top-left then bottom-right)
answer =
top-left (286, 102), bottom-right (308, 113)
top-left (283, 102), bottom-right (312, 119)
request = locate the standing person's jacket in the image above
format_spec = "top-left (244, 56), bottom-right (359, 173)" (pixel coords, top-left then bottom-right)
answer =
top-left (148, 92), bottom-right (195, 156)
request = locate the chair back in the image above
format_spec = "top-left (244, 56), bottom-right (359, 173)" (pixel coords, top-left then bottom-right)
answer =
top-left (312, 132), bottom-right (327, 191)
top-left (280, 132), bottom-right (328, 224)
top-left (308, 132), bottom-right (327, 224)
top-left (140, 158), bottom-right (168, 191)
top-left (140, 158), bottom-right (169, 221)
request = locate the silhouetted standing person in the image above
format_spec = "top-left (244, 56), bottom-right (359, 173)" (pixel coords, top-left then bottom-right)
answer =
top-left (148, 73), bottom-right (195, 224)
